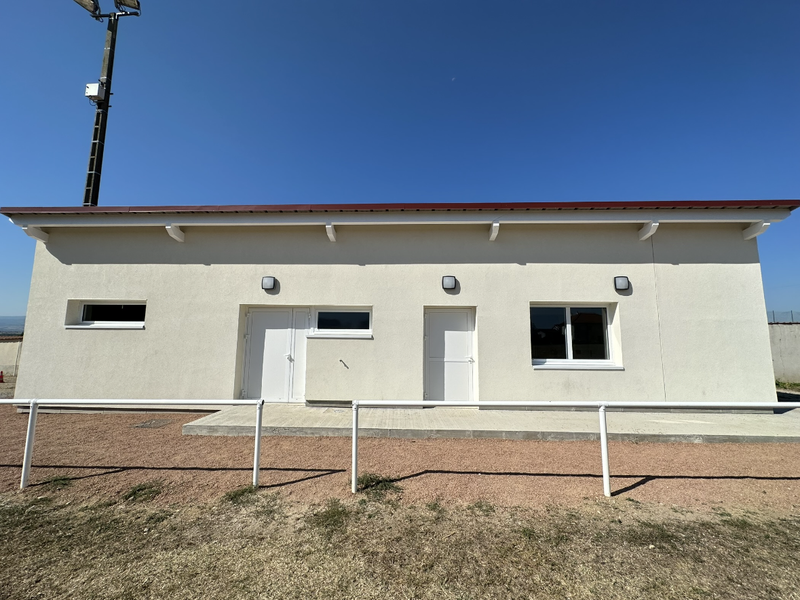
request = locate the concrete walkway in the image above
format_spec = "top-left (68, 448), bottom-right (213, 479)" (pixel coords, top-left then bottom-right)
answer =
top-left (183, 401), bottom-right (800, 443)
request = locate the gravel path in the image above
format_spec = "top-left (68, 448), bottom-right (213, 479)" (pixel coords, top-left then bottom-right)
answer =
top-left (1, 405), bottom-right (799, 509)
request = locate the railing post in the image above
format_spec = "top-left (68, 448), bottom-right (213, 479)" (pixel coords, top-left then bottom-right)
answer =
top-left (598, 405), bottom-right (611, 497)
top-left (21, 400), bottom-right (39, 490)
top-left (351, 401), bottom-right (359, 493)
top-left (252, 399), bottom-right (265, 488)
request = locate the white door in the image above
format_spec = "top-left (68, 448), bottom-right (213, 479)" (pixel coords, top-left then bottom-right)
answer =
top-left (243, 308), bottom-right (309, 402)
top-left (425, 309), bottom-right (475, 402)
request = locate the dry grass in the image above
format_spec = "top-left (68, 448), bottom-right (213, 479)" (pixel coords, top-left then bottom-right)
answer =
top-left (1, 488), bottom-right (799, 600)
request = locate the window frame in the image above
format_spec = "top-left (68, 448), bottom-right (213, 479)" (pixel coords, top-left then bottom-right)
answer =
top-left (530, 304), bottom-right (622, 371)
top-left (307, 307), bottom-right (373, 339)
top-left (65, 300), bottom-right (147, 330)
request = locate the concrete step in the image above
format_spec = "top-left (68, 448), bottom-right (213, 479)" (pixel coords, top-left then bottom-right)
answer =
top-left (182, 403), bottom-right (800, 443)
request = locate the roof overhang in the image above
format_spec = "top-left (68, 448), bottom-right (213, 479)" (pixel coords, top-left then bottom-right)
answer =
top-left (2, 200), bottom-right (797, 244)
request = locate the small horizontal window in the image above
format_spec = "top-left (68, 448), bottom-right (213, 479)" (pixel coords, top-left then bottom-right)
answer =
top-left (82, 304), bottom-right (146, 323)
top-left (65, 300), bottom-right (147, 330)
top-left (317, 311), bottom-right (370, 331)
top-left (308, 308), bottom-right (372, 339)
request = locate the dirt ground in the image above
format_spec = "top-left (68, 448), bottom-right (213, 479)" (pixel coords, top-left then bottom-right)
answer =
top-left (1, 404), bottom-right (799, 510)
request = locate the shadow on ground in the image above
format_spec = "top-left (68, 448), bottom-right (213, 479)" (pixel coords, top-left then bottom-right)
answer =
top-left (0, 464), bottom-right (345, 490)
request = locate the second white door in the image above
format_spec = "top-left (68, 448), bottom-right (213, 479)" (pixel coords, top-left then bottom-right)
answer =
top-left (424, 308), bottom-right (475, 402)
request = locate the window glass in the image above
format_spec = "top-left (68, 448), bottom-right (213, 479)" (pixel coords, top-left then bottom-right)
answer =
top-left (530, 307), bottom-right (567, 359)
top-left (531, 306), bottom-right (609, 362)
top-left (82, 304), bottom-right (146, 322)
top-left (317, 311), bottom-right (370, 331)
top-left (570, 307), bottom-right (607, 359)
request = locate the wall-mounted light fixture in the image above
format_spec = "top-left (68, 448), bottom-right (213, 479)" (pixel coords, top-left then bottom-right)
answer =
top-left (614, 276), bottom-right (630, 291)
top-left (262, 276), bottom-right (276, 291)
top-left (442, 276), bottom-right (457, 290)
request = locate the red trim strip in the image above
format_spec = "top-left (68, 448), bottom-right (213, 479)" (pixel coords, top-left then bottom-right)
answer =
top-left (2, 199), bottom-right (798, 216)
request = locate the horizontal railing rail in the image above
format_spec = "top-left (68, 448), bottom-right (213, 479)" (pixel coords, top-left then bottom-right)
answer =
top-left (2, 399), bottom-right (265, 490)
top-left (2, 399), bottom-right (253, 407)
top-left (354, 400), bottom-right (799, 409)
top-left (6, 398), bottom-right (799, 499)
top-left (349, 400), bottom-right (800, 497)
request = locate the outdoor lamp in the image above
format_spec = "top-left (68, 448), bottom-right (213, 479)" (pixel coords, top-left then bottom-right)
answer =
top-left (73, 0), bottom-right (101, 16)
top-left (114, 0), bottom-right (141, 10)
top-left (442, 276), bottom-right (457, 290)
top-left (614, 276), bottom-right (630, 291)
top-left (262, 276), bottom-right (276, 291)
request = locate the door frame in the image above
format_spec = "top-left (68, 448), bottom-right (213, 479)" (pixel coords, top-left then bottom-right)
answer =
top-left (423, 307), bottom-right (477, 402)
top-left (241, 307), bottom-right (310, 402)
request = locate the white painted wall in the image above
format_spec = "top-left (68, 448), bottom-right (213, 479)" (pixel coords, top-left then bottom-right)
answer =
top-left (770, 324), bottom-right (800, 382)
top-left (0, 340), bottom-right (22, 376)
top-left (14, 221), bottom-right (775, 403)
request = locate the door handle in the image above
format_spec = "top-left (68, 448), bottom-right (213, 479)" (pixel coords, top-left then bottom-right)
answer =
top-left (285, 353), bottom-right (294, 362)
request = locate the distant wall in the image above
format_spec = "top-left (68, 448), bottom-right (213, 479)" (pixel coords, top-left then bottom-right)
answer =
top-left (770, 324), bottom-right (800, 382)
top-left (0, 338), bottom-right (22, 377)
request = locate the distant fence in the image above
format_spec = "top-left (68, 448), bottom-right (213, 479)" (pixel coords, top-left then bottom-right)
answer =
top-left (768, 311), bottom-right (800, 324)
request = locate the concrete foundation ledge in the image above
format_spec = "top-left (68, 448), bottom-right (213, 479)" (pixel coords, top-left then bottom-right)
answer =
top-left (181, 424), bottom-right (800, 444)
top-left (180, 403), bottom-right (800, 443)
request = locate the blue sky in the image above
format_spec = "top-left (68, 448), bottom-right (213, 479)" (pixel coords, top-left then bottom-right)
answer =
top-left (1, 0), bottom-right (798, 315)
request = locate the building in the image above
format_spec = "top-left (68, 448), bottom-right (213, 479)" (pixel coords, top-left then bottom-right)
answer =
top-left (1, 200), bottom-right (796, 405)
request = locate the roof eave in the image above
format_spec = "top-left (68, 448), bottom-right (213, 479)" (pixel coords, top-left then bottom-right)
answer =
top-left (2, 199), bottom-right (800, 217)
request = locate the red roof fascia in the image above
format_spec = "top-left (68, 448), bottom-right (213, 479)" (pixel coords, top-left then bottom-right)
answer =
top-left (1, 199), bottom-right (799, 216)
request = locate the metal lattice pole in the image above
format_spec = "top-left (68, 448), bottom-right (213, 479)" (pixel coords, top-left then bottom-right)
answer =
top-left (83, 14), bottom-right (119, 206)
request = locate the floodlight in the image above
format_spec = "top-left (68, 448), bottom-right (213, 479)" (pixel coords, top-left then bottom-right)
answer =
top-left (442, 276), bottom-right (457, 290)
top-left (114, 0), bottom-right (141, 12)
top-left (73, 0), bottom-right (101, 17)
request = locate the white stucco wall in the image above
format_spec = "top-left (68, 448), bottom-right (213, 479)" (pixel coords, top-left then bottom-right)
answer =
top-left (770, 324), bottom-right (800, 382)
top-left (14, 221), bottom-right (775, 403)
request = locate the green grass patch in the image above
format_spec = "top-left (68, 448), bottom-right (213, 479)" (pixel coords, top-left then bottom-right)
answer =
top-left (776, 380), bottom-right (800, 392)
top-left (620, 520), bottom-right (682, 550)
top-left (356, 472), bottom-right (402, 500)
top-left (425, 499), bottom-right (444, 513)
top-left (468, 500), bottom-right (495, 515)
top-left (722, 516), bottom-right (756, 531)
top-left (223, 485), bottom-right (258, 505)
top-left (255, 492), bottom-right (282, 520)
top-left (144, 510), bottom-right (173, 527)
top-left (121, 481), bottom-right (162, 503)
top-left (41, 476), bottom-right (72, 490)
top-left (305, 498), bottom-right (351, 536)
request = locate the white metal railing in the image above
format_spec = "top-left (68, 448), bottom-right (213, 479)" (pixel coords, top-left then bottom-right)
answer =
top-left (2, 399), bottom-right (265, 490)
top-left (5, 398), bottom-right (799, 499)
top-left (350, 400), bottom-right (800, 497)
